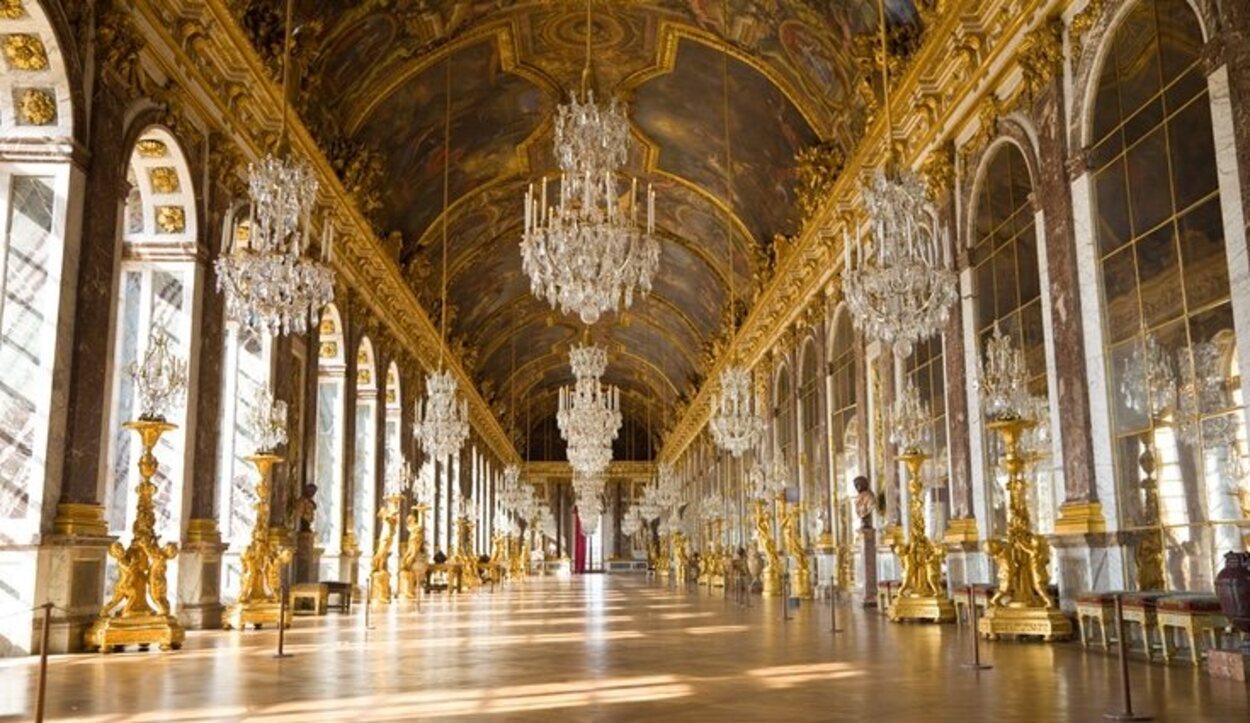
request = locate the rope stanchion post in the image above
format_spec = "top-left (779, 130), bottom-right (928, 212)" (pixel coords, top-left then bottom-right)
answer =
top-left (274, 562), bottom-right (293, 659)
top-left (34, 602), bottom-right (51, 723)
top-left (1105, 593), bottom-right (1152, 721)
top-left (963, 587), bottom-right (992, 671)
top-left (830, 584), bottom-right (842, 634)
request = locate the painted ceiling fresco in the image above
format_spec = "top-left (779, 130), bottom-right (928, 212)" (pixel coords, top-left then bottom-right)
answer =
top-left (243, 0), bottom-right (921, 458)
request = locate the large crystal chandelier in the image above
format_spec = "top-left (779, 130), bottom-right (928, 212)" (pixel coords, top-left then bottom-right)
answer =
top-left (215, 0), bottom-right (333, 337)
top-left (414, 61), bottom-right (470, 463)
top-left (519, 0), bottom-right (659, 325)
top-left (709, 35), bottom-right (763, 457)
top-left (572, 471), bottom-right (605, 530)
top-left (891, 377), bottom-right (929, 454)
top-left (128, 331), bottom-right (188, 422)
top-left (246, 383), bottom-right (288, 454)
top-left (748, 455), bottom-right (789, 500)
top-left (841, 0), bottom-right (956, 359)
top-left (557, 342), bottom-right (622, 475)
top-left (711, 366), bottom-right (764, 457)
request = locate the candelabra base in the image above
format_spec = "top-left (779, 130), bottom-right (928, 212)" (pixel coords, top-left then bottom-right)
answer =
top-left (791, 568), bottom-right (814, 600)
top-left (978, 605), bottom-right (1073, 641)
top-left (84, 613), bottom-right (184, 653)
top-left (889, 593), bottom-right (956, 623)
top-left (369, 571), bottom-right (392, 604)
top-left (762, 567), bottom-right (782, 597)
top-left (224, 600), bottom-right (291, 631)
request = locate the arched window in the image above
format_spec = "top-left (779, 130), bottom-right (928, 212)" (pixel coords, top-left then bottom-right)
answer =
top-left (828, 309), bottom-right (860, 534)
top-left (0, 3), bottom-right (77, 650)
top-left (385, 362), bottom-right (402, 476)
top-left (314, 304), bottom-right (346, 572)
top-left (774, 365), bottom-right (794, 491)
top-left (353, 336), bottom-right (378, 583)
top-left (104, 127), bottom-right (199, 591)
top-left (970, 142), bottom-right (1054, 533)
top-left (1091, 0), bottom-right (1245, 587)
top-left (798, 340), bottom-right (823, 509)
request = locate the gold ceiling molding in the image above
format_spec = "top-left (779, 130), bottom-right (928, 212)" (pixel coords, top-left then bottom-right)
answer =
top-left (524, 460), bottom-right (656, 483)
top-left (132, 0), bottom-right (521, 465)
top-left (658, 0), bottom-right (1074, 464)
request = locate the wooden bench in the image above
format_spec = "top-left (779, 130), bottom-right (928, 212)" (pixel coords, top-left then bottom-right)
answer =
top-left (323, 581), bottom-right (352, 613)
top-left (1076, 591), bottom-right (1122, 649)
top-left (290, 583), bottom-right (328, 616)
top-left (1157, 593), bottom-right (1228, 666)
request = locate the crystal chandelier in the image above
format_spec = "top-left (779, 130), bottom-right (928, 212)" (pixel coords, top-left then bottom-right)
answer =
top-left (246, 383), bottom-right (289, 454)
top-left (748, 456), bottom-right (789, 500)
top-left (573, 471), bottom-right (605, 530)
top-left (128, 331), bottom-right (188, 422)
top-left (557, 343), bottom-right (621, 475)
top-left (979, 325), bottom-right (1031, 423)
top-left (891, 377), bottom-right (929, 454)
top-left (709, 37), bottom-right (764, 457)
top-left (414, 60), bottom-right (470, 463)
top-left (841, 0), bottom-right (956, 359)
top-left (215, 0), bottom-right (333, 337)
top-left (385, 458), bottom-right (414, 499)
top-left (711, 366), bottom-right (764, 457)
top-left (415, 369), bottom-right (470, 462)
top-left (519, 0), bottom-right (659, 325)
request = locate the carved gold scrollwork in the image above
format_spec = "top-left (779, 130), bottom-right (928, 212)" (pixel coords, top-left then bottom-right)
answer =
top-left (1017, 17), bottom-right (1065, 98)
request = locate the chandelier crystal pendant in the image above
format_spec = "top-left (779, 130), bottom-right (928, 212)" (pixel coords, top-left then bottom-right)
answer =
top-left (519, 0), bottom-right (660, 325)
top-left (215, 0), bottom-right (333, 338)
top-left (979, 324), bottom-right (1032, 423)
top-left (841, 0), bottom-right (956, 360)
top-left (414, 60), bottom-right (470, 463)
top-left (557, 342), bottom-right (622, 476)
top-left (247, 383), bottom-right (289, 454)
top-left (128, 331), bottom-right (188, 422)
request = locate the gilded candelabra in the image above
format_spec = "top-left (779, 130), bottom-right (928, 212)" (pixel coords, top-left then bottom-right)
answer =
top-left (753, 499), bottom-right (782, 596)
top-left (672, 531), bottom-right (691, 585)
top-left (369, 495), bottom-right (402, 604)
top-left (85, 419), bottom-right (186, 652)
top-left (779, 497), bottom-right (813, 599)
top-left (979, 418), bottom-right (1072, 641)
top-left (455, 515), bottom-right (480, 590)
top-left (889, 449), bottom-right (955, 622)
top-left (399, 504), bottom-right (428, 599)
top-left (224, 453), bottom-right (294, 629)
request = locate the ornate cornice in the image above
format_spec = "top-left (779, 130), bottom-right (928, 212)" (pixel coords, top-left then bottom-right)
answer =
top-left (523, 460), bottom-right (656, 483)
top-left (658, 0), bottom-right (1072, 464)
top-left (132, 0), bottom-right (521, 464)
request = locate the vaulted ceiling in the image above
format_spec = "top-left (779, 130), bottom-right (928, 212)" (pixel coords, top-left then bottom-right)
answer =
top-left (241, 0), bottom-right (921, 459)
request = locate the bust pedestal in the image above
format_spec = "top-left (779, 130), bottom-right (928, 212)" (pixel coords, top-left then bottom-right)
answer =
top-left (859, 528), bottom-right (878, 608)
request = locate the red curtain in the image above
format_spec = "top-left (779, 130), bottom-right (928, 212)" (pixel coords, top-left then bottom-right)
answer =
top-left (573, 510), bottom-right (587, 573)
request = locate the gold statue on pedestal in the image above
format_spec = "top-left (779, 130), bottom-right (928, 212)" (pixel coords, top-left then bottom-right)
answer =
top-left (979, 418), bottom-right (1072, 641)
top-left (369, 496), bottom-right (401, 604)
top-left (672, 531), bottom-right (691, 585)
top-left (224, 453), bottom-right (294, 630)
top-left (455, 516), bottom-right (480, 590)
top-left (1134, 431), bottom-right (1166, 590)
top-left (889, 450), bottom-right (955, 623)
top-left (754, 499), bottom-right (782, 596)
top-left (779, 497), bottom-right (814, 599)
top-left (656, 533), bottom-right (671, 581)
top-left (399, 504), bottom-right (428, 599)
top-left (86, 420), bottom-right (186, 653)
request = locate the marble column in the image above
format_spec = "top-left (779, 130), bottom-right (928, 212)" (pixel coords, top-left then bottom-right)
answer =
top-left (40, 78), bottom-right (135, 654)
top-left (338, 306), bottom-right (361, 591)
top-left (295, 317), bottom-right (323, 583)
top-left (1033, 67), bottom-right (1117, 606)
top-left (177, 164), bottom-right (230, 630)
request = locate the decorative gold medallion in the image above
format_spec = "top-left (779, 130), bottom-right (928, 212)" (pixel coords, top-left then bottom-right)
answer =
top-left (135, 139), bottom-right (168, 158)
top-left (3, 33), bottom-right (48, 70)
top-left (155, 206), bottom-right (186, 233)
top-left (16, 87), bottom-right (55, 125)
top-left (148, 167), bottom-right (180, 194)
top-left (0, 1), bottom-right (26, 21)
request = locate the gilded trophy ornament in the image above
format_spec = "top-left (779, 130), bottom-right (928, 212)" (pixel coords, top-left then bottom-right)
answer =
top-left (85, 419), bottom-right (186, 653)
top-left (369, 497), bottom-right (401, 604)
top-left (753, 498), bottom-right (782, 597)
top-left (779, 498), bottom-right (814, 600)
top-left (224, 454), bottom-right (294, 629)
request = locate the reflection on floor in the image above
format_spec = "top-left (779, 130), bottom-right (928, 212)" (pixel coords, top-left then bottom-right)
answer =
top-left (1, 576), bottom-right (1246, 721)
